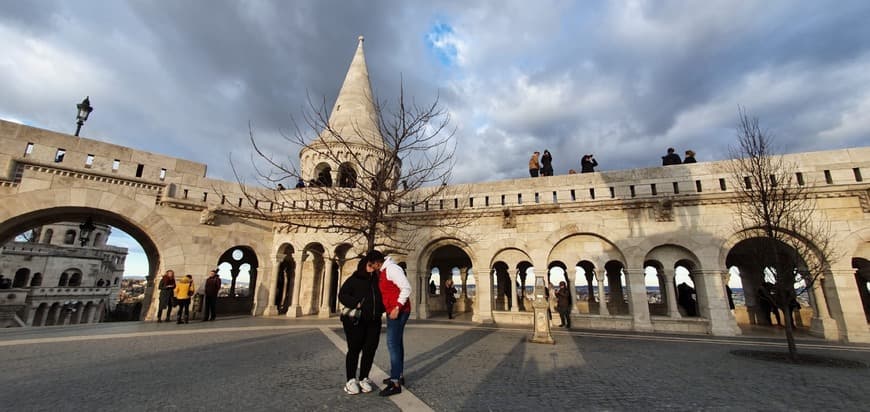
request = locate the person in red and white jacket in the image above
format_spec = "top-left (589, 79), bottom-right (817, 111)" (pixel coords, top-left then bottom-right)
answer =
top-left (367, 250), bottom-right (410, 397)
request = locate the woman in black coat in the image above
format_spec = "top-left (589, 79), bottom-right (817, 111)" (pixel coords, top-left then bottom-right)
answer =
top-left (338, 259), bottom-right (385, 394)
top-left (541, 150), bottom-right (554, 176)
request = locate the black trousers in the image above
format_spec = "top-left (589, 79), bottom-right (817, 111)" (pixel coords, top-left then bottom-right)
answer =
top-left (446, 301), bottom-right (455, 319)
top-left (176, 299), bottom-right (190, 322)
top-left (558, 310), bottom-right (571, 327)
top-left (157, 297), bottom-right (173, 320)
top-left (343, 318), bottom-right (382, 381)
top-left (204, 296), bottom-right (217, 320)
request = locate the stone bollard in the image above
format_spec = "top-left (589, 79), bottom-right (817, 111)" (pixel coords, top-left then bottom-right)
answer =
top-left (529, 275), bottom-right (554, 344)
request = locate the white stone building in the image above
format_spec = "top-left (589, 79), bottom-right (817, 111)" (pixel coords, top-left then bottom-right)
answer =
top-left (0, 222), bottom-right (126, 326)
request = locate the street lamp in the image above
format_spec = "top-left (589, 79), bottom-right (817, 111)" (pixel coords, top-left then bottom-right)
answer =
top-left (79, 217), bottom-right (96, 247)
top-left (75, 96), bottom-right (93, 136)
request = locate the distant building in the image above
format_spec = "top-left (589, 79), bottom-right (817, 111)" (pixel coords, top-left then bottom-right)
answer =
top-left (0, 222), bottom-right (127, 326)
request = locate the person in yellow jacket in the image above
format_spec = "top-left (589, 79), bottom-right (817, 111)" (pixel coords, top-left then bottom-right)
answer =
top-left (174, 274), bottom-right (195, 324)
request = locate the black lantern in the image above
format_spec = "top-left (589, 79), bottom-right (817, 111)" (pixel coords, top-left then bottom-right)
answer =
top-left (75, 96), bottom-right (93, 136)
top-left (79, 217), bottom-right (96, 247)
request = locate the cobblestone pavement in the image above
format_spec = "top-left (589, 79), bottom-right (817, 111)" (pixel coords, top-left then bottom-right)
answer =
top-left (1, 317), bottom-right (868, 411)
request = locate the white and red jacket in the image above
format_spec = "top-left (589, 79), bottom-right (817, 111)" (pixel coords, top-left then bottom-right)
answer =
top-left (379, 256), bottom-right (412, 313)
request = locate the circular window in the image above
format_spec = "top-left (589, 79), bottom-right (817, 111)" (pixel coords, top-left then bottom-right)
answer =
top-left (232, 249), bottom-right (243, 261)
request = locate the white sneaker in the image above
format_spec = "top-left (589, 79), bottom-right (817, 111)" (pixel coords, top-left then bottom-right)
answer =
top-left (344, 378), bottom-right (360, 395)
top-left (359, 377), bottom-right (374, 393)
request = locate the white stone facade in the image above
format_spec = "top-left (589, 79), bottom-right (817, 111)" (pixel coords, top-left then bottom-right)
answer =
top-left (0, 37), bottom-right (867, 343)
top-left (1, 222), bottom-right (126, 326)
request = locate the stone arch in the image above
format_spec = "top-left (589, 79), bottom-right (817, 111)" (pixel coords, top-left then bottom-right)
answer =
top-left (0, 189), bottom-right (185, 322)
top-left (30, 272), bottom-right (43, 287)
top-left (67, 268), bottom-right (83, 287)
top-left (58, 272), bottom-right (69, 286)
top-left (645, 244), bottom-right (703, 319)
top-left (63, 229), bottom-right (76, 245)
top-left (419, 238), bottom-right (475, 318)
top-left (216, 246), bottom-right (259, 315)
top-left (43, 228), bottom-right (53, 244)
top-left (326, 243), bottom-right (355, 315)
top-left (548, 233), bottom-right (626, 269)
top-left (491, 247), bottom-right (533, 312)
top-left (13, 268), bottom-right (30, 288)
top-left (32, 302), bottom-right (48, 326)
top-left (314, 162), bottom-right (333, 187)
top-left (726, 237), bottom-right (813, 329)
top-left (337, 162), bottom-right (358, 188)
top-left (853, 257), bottom-right (870, 323)
top-left (274, 243), bottom-right (296, 314)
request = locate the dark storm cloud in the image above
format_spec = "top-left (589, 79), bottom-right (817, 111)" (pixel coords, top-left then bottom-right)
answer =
top-left (0, 1), bottom-right (868, 186)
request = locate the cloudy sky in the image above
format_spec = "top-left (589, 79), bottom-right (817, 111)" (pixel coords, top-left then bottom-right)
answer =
top-left (2, 1), bottom-right (870, 275)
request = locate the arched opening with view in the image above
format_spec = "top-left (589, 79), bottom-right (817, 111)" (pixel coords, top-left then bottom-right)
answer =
top-left (0, 207), bottom-right (162, 326)
top-left (215, 246), bottom-right (259, 315)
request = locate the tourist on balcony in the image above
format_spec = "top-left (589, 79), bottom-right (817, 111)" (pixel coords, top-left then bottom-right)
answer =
top-left (556, 281), bottom-right (572, 328)
top-left (174, 274), bottom-right (195, 324)
top-left (541, 150), bottom-right (554, 176)
top-left (157, 270), bottom-right (176, 322)
top-left (581, 154), bottom-right (598, 173)
top-left (445, 279), bottom-right (458, 319)
top-left (338, 259), bottom-right (384, 395)
top-left (203, 269), bottom-right (221, 321)
top-left (529, 151), bottom-right (541, 177)
top-left (684, 150), bottom-right (697, 164)
top-left (662, 147), bottom-right (682, 166)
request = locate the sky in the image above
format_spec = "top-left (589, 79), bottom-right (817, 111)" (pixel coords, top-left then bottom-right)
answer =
top-left (2, 1), bottom-right (870, 276)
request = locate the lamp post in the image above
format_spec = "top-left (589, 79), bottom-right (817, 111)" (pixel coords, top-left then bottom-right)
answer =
top-left (79, 217), bottom-right (96, 247)
top-left (75, 96), bottom-right (93, 136)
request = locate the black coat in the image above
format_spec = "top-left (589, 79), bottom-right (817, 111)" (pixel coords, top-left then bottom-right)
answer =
top-left (581, 158), bottom-right (598, 173)
top-left (338, 269), bottom-right (385, 322)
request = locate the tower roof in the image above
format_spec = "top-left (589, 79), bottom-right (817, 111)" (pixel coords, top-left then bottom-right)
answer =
top-left (323, 35), bottom-right (384, 149)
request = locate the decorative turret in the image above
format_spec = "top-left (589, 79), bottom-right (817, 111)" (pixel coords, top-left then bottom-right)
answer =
top-left (299, 36), bottom-right (387, 188)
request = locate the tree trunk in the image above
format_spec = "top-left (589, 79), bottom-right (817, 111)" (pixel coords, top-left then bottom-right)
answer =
top-left (784, 306), bottom-right (797, 361)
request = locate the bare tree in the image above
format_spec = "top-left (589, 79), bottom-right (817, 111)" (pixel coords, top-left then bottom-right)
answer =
top-left (727, 107), bottom-right (838, 359)
top-left (232, 82), bottom-right (474, 254)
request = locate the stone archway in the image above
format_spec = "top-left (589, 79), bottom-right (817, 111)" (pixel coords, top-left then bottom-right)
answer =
top-left (726, 237), bottom-right (812, 330)
top-left (0, 201), bottom-right (173, 323)
top-left (424, 243), bottom-right (474, 318)
top-left (215, 246), bottom-right (259, 315)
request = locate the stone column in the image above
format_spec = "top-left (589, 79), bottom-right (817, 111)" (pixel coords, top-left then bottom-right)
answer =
top-left (24, 305), bottom-right (37, 326)
top-left (318, 259), bottom-right (337, 318)
top-left (263, 253), bottom-right (285, 316)
top-left (663, 269), bottom-right (681, 318)
top-left (568, 276), bottom-right (580, 316)
top-left (474, 267), bottom-right (494, 323)
top-left (809, 274), bottom-right (841, 340)
top-left (510, 271), bottom-right (519, 312)
top-left (626, 266), bottom-right (653, 332)
top-left (699, 270), bottom-right (740, 336)
top-left (287, 250), bottom-right (305, 318)
top-left (418, 270), bottom-right (430, 319)
top-left (596, 271), bottom-right (610, 316)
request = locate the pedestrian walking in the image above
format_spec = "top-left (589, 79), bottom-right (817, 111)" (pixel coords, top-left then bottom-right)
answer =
top-left (157, 270), bottom-right (176, 322)
top-left (174, 274), bottom-right (194, 324)
top-left (370, 250), bottom-right (411, 397)
top-left (203, 269), bottom-right (221, 321)
top-left (445, 279), bottom-right (458, 319)
top-left (339, 259), bottom-right (385, 395)
top-left (529, 151), bottom-right (541, 177)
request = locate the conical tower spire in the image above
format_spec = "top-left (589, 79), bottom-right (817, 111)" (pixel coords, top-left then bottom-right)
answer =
top-left (324, 35), bottom-right (384, 149)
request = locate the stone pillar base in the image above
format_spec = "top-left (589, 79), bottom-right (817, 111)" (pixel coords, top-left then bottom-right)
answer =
top-left (286, 305), bottom-right (303, 318)
top-left (810, 317), bottom-right (840, 341)
top-left (417, 303), bottom-right (429, 320)
top-left (318, 309), bottom-right (332, 319)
